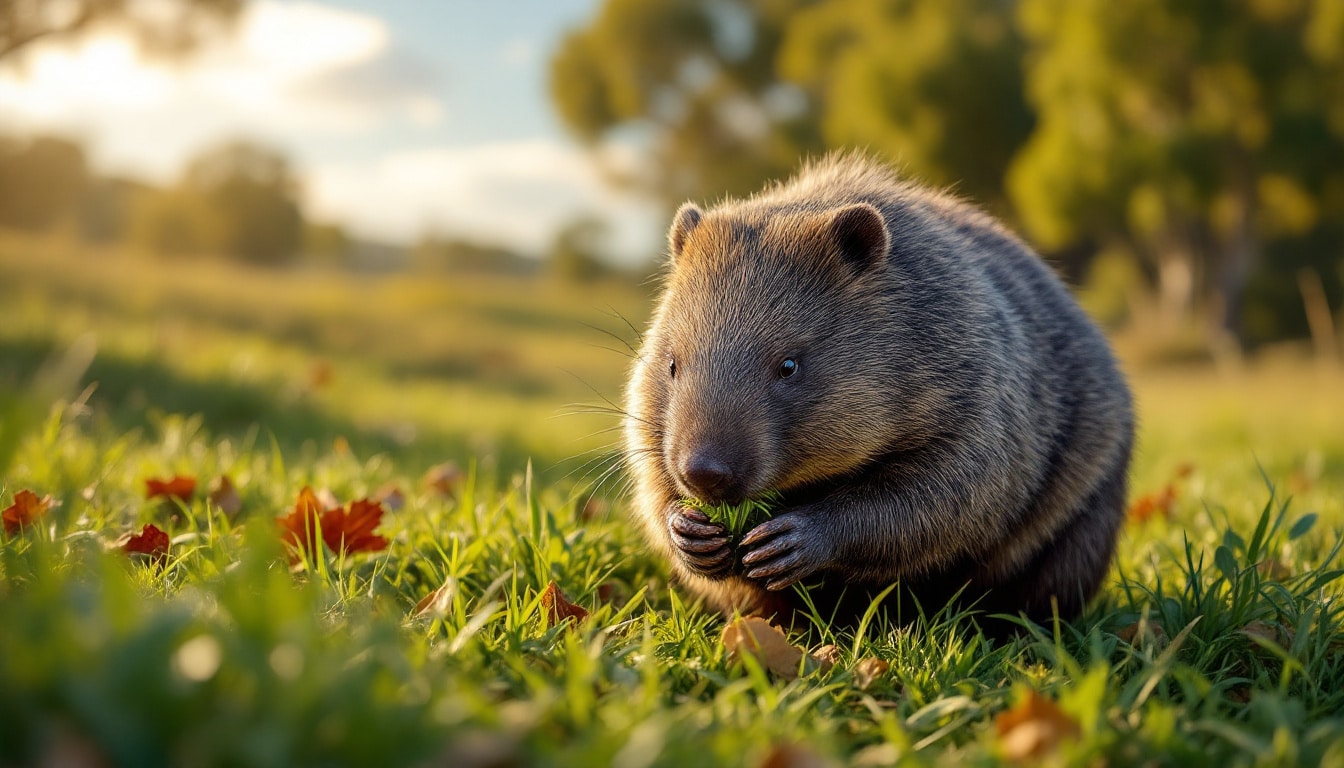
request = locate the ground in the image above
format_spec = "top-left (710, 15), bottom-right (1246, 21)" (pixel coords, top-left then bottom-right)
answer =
top-left (1, 235), bottom-right (1342, 766)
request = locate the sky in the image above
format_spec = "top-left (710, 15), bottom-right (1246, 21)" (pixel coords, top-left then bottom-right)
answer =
top-left (0, 0), bottom-right (663, 260)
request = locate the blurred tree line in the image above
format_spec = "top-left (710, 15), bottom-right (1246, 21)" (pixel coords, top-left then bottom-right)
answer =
top-left (0, 134), bottom-right (342, 265)
top-left (551, 0), bottom-right (1344, 348)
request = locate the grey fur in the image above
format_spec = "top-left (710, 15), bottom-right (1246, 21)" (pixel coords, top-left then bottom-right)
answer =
top-left (625, 153), bottom-right (1134, 630)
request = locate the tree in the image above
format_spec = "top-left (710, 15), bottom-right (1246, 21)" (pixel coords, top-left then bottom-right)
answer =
top-left (0, 0), bottom-right (242, 62)
top-left (180, 140), bottom-right (304, 264)
top-left (1008, 0), bottom-right (1344, 341)
top-left (548, 216), bottom-right (612, 282)
top-left (549, 0), bottom-right (823, 206)
top-left (0, 134), bottom-right (88, 231)
top-left (777, 0), bottom-right (1033, 214)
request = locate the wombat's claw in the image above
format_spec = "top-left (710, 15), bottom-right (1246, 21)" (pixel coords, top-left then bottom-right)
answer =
top-left (668, 508), bottom-right (732, 578)
top-left (740, 516), bottom-right (822, 590)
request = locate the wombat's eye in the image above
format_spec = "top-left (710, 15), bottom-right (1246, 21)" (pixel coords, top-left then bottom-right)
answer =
top-left (778, 358), bottom-right (799, 379)
top-left (668, 358), bottom-right (677, 379)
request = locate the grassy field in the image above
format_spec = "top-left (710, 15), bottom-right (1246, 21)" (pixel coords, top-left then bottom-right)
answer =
top-left (2, 236), bottom-right (1343, 766)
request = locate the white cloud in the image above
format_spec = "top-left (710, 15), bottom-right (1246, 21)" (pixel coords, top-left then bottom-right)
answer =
top-left (308, 139), bottom-right (663, 260)
top-left (0, 1), bottom-right (442, 179)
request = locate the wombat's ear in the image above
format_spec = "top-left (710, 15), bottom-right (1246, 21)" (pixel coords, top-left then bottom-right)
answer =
top-left (828, 203), bottom-right (889, 274)
top-left (667, 203), bottom-right (703, 263)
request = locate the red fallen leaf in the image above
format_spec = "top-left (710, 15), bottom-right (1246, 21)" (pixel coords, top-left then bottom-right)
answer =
top-left (3, 489), bottom-right (53, 536)
top-left (145, 475), bottom-right (197, 502)
top-left (320, 498), bottom-right (389, 556)
top-left (207, 475), bottom-right (242, 519)
top-left (276, 486), bottom-right (326, 562)
top-left (540, 581), bottom-right (589, 627)
top-left (995, 689), bottom-right (1080, 761)
top-left (119, 523), bottom-right (170, 564)
top-left (1128, 483), bottom-right (1177, 524)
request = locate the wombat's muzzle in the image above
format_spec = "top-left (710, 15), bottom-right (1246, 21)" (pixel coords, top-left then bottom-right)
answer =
top-left (677, 448), bottom-right (749, 505)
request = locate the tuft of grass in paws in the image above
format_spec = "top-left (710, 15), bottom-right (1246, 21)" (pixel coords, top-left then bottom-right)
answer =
top-left (683, 492), bottom-right (782, 538)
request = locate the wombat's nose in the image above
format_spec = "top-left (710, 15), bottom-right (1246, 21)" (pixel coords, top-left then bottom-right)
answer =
top-left (680, 452), bottom-right (741, 504)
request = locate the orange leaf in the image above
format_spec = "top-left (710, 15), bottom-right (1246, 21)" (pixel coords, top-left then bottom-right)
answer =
top-left (423, 462), bottom-right (462, 496)
top-left (758, 742), bottom-right (834, 768)
top-left (413, 577), bottom-right (458, 618)
top-left (3, 489), bottom-right (52, 536)
top-left (276, 486), bottom-right (326, 562)
top-left (145, 475), bottom-right (197, 502)
top-left (320, 498), bottom-right (389, 556)
top-left (995, 689), bottom-right (1080, 761)
top-left (1127, 483), bottom-right (1177, 524)
top-left (540, 581), bottom-right (589, 627)
top-left (119, 523), bottom-right (170, 564)
top-left (207, 475), bottom-right (242, 519)
top-left (722, 616), bottom-right (805, 680)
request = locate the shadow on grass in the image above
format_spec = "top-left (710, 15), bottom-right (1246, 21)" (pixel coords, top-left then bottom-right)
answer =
top-left (0, 336), bottom-right (571, 481)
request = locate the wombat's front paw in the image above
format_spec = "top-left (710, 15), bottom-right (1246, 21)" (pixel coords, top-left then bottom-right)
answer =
top-left (667, 506), bottom-right (733, 579)
top-left (739, 511), bottom-right (833, 591)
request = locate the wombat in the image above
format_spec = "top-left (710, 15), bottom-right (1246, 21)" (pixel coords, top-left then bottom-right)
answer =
top-left (623, 153), bottom-right (1134, 631)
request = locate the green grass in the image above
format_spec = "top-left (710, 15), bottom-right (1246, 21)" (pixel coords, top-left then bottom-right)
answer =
top-left (2, 235), bottom-right (1344, 766)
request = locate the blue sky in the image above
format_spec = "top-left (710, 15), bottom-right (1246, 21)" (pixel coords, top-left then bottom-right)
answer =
top-left (0, 0), bottom-right (662, 258)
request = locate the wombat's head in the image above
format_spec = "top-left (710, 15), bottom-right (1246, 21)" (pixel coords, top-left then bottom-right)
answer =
top-left (628, 201), bottom-right (909, 505)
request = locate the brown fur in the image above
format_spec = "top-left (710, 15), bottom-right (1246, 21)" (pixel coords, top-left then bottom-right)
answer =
top-left (624, 153), bottom-right (1134, 632)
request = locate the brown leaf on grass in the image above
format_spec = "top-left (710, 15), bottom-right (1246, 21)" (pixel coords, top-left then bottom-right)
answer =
top-left (853, 657), bottom-right (891, 690)
top-left (276, 486), bottom-right (326, 562)
top-left (1127, 483), bottom-right (1177, 524)
top-left (540, 581), bottom-right (589, 627)
top-left (1174, 462), bottom-right (1195, 479)
top-left (308, 360), bottom-right (334, 390)
top-left (374, 482), bottom-right (406, 512)
top-left (1256, 558), bottom-right (1292, 581)
top-left (722, 616), bottom-right (804, 680)
top-left (812, 644), bottom-right (843, 674)
top-left (995, 689), bottom-right (1080, 762)
top-left (413, 577), bottom-right (458, 618)
top-left (758, 742), bottom-right (835, 768)
top-left (1241, 620), bottom-right (1291, 647)
top-left (423, 462), bottom-right (463, 496)
top-left (118, 523), bottom-right (170, 565)
top-left (207, 475), bottom-right (242, 519)
top-left (1116, 620), bottom-right (1169, 650)
top-left (320, 498), bottom-right (389, 556)
top-left (3, 489), bottom-right (53, 536)
top-left (145, 475), bottom-right (196, 503)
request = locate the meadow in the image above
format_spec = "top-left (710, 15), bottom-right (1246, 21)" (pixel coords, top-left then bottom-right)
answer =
top-left (1, 236), bottom-right (1342, 766)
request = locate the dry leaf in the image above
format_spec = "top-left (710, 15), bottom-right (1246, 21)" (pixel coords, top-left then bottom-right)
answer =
top-left (758, 742), bottom-right (834, 768)
top-left (276, 486), bottom-right (326, 562)
top-left (1127, 483), bottom-right (1177, 524)
top-left (145, 475), bottom-right (196, 503)
top-left (853, 657), bottom-right (890, 690)
top-left (722, 616), bottom-right (804, 680)
top-left (1256, 558), bottom-right (1291, 581)
top-left (374, 482), bottom-right (406, 512)
top-left (579, 496), bottom-right (609, 522)
top-left (308, 360), bottom-right (334, 390)
top-left (1241, 620), bottom-right (1288, 646)
top-left (423, 462), bottom-right (463, 496)
top-left (812, 644), bottom-right (843, 674)
top-left (540, 581), bottom-right (589, 627)
top-left (3, 489), bottom-right (53, 536)
top-left (413, 577), bottom-right (458, 618)
top-left (995, 689), bottom-right (1080, 761)
top-left (320, 498), bottom-right (389, 556)
top-left (1116, 620), bottom-right (1168, 650)
top-left (118, 523), bottom-right (170, 565)
top-left (1174, 462), bottom-right (1195, 479)
top-left (207, 475), bottom-right (242, 519)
